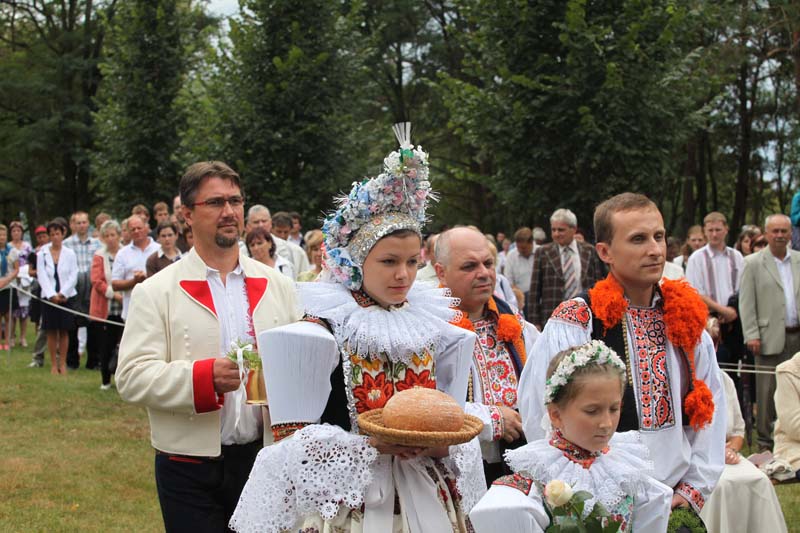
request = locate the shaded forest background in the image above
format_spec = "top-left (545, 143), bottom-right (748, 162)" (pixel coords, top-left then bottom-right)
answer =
top-left (2, 0), bottom-right (800, 238)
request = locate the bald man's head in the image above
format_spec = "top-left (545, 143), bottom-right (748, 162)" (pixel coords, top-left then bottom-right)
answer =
top-left (435, 227), bottom-right (496, 316)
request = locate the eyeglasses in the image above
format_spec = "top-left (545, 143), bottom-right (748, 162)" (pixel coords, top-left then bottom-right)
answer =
top-left (191, 196), bottom-right (245, 209)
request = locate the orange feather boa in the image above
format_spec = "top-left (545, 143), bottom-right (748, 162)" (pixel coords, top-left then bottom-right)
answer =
top-left (450, 297), bottom-right (526, 367)
top-left (588, 274), bottom-right (714, 430)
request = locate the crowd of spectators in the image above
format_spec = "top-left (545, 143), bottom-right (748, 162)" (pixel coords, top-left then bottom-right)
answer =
top-left (0, 198), bottom-right (315, 391)
top-left (2, 189), bottom-right (800, 532)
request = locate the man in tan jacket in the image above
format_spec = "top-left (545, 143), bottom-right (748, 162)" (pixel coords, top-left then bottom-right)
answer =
top-left (740, 214), bottom-right (800, 450)
top-left (116, 161), bottom-right (300, 532)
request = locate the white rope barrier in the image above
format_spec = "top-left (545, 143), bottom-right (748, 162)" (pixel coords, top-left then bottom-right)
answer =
top-left (719, 361), bottom-right (778, 376)
top-left (12, 285), bottom-right (125, 327)
top-left (722, 368), bottom-right (777, 375)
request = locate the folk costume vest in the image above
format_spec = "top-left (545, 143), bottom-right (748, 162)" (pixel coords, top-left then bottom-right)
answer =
top-left (583, 274), bottom-right (715, 433)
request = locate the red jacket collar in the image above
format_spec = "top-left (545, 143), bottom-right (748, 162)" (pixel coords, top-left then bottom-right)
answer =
top-left (179, 276), bottom-right (269, 319)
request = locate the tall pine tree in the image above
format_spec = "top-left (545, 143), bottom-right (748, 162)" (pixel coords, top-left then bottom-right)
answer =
top-left (216, 0), bottom-right (356, 222)
top-left (93, 0), bottom-right (186, 212)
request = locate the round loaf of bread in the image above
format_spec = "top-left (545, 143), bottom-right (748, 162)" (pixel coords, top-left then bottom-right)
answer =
top-left (382, 387), bottom-right (464, 432)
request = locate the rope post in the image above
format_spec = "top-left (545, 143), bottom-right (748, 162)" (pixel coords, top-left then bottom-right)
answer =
top-left (5, 288), bottom-right (11, 363)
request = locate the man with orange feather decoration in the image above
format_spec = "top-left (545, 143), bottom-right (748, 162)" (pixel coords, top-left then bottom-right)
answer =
top-left (518, 193), bottom-right (725, 521)
top-left (435, 226), bottom-right (540, 485)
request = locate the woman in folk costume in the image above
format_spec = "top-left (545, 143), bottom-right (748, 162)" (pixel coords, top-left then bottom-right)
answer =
top-left (518, 193), bottom-right (725, 520)
top-left (230, 124), bottom-right (485, 533)
top-left (470, 341), bottom-right (672, 532)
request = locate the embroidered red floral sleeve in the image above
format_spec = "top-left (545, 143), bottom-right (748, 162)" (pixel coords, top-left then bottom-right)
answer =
top-left (272, 422), bottom-right (310, 442)
top-left (675, 481), bottom-right (705, 512)
top-left (492, 473), bottom-right (533, 495)
top-left (550, 299), bottom-right (591, 329)
top-left (489, 406), bottom-right (504, 441)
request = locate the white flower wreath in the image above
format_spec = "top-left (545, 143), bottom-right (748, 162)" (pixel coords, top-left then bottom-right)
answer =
top-left (544, 340), bottom-right (626, 404)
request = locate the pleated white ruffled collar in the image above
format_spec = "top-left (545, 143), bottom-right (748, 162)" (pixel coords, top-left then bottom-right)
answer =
top-left (506, 431), bottom-right (654, 516)
top-left (297, 280), bottom-right (461, 364)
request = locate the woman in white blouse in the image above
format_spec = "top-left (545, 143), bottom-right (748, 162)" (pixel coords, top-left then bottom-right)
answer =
top-left (37, 218), bottom-right (78, 375)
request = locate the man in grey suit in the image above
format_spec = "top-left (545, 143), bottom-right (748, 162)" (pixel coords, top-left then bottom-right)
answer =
top-left (740, 214), bottom-right (800, 450)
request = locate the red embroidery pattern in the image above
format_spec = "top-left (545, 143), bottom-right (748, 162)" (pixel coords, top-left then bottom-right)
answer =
top-left (272, 422), bottom-right (309, 442)
top-left (301, 315), bottom-right (332, 331)
top-left (627, 307), bottom-right (675, 431)
top-left (241, 281), bottom-right (257, 343)
top-left (550, 299), bottom-right (591, 329)
top-left (350, 289), bottom-right (379, 308)
top-left (473, 317), bottom-right (519, 408)
top-left (489, 405), bottom-right (503, 441)
top-left (352, 373), bottom-right (394, 412)
top-left (550, 429), bottom-right (608, 469)
top-left (493, 473), bottom-right (533, 495)
top-left (348, 349), bottom-right (437, 415)
top-left (675, 481), bottom-right (705, 511)
top-left (396, 368), bottom-right (435, 391)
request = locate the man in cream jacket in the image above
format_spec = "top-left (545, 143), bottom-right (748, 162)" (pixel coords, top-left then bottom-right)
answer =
top-left (116, 161), bottom-right (300, 533)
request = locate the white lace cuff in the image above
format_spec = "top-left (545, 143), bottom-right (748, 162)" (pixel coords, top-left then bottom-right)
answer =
top-left (229, 424), bottom-right (379, 533)
top-left (446, 437), bottom-right (487, 513)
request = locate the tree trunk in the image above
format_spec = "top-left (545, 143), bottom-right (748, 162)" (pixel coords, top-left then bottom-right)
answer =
top-left (793, 31), bottom-right (800, 113)
top-left (731, 63), bottom-right (752, 238)
top-left (681, 141), bottom-right (697, 231)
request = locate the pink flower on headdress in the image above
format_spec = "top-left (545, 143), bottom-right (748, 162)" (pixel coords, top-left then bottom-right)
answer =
top-left (406, 168), bottom-right (417, 179)
top-left (341, 224), bottom-right (352, 235)
top-left (369, 204), bottom-right (379, 213)
top-left (392, 193), bottom-right (403, 206)
top-left (415, 190), bottom-right (426, 200)
top-left (383, 185), bottom-right (393, 194)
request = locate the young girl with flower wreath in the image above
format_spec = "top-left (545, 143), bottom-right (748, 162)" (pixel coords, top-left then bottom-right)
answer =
top-left (229, 125), bottom-right (486, 533)
top-left (518, 193), bottom-right (725, 524)
top-left (470, 340), bottom-right (672, 532)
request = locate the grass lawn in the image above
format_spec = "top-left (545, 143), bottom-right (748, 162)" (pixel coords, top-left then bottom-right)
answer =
top-left (0, 335), bottom-right (161, 532)
top-left (0, 331), bottom-right (798, 532)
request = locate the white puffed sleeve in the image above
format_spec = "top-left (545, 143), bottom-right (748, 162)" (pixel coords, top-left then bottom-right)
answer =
top-left (674, 331), bottom-right (726, 512)
top-left (631, 477), bottom-right (672, 532)
top-left (434, 324), bottom-right (476, 408)
top-left (259, 321), bottom-right (340, 426)
top-left (469, 485), bottom-right (548, 533)
top-left (518, 299), bottom-right (593, 441)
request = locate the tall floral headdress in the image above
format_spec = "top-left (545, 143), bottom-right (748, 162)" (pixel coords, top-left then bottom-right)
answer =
top-left (321, 123), bottom-right (433, 290)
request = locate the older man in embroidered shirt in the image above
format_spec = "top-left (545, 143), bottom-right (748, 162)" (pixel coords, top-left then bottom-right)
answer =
top-left (436, 227), bottom-right (539, 485)
top-left (739, 214), bottom-right (800, 450)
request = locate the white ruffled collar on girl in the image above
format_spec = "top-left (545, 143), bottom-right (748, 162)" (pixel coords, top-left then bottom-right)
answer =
top-left (298, 280), bottom-right (461, 364)
top-left (506, 431), bottom-right (654, 516)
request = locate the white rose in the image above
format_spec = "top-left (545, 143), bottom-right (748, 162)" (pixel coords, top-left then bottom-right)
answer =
top-left (544, 479), bottom-right (573, 508)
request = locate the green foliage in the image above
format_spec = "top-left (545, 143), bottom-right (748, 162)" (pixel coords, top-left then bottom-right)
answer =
top-left (93, 0), bottom-right (197, 213)
top-left (203, 0), bottom-right (359, 224)
top-left (441, 0), bottom-right (720, 230)
top-left (2, 0), bottom-right (800, 236)
top-left (666, 507), bottom-right (706, 532)
top-left (545, 488), bottom-right (621, 533)
top-left (0, 1), bottom-right (111, 223)
top-left (225, 339), bottom-right (261, 369)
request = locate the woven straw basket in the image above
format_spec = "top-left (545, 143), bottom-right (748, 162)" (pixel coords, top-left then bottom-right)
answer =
top-left (358, 409), bottom-right (483, 447)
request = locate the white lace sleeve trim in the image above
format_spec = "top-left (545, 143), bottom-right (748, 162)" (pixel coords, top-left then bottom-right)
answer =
top-left (445, 437), bottom-right (487, 513)
top-left (298, 281), bottom-right (461, 363)
top-left (505, 431), bottom-right (654, 516)
top-left (229, 424), bottom-right (378, 533)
